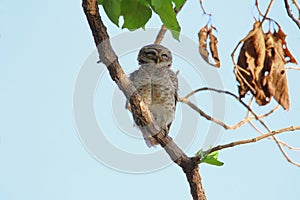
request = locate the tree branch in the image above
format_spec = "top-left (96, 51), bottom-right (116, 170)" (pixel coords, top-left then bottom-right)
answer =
top-left (82, 0), bottom-right (206, 199)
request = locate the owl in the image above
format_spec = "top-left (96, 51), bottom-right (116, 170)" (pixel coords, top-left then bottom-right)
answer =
top-left (127, 44), bottom-right (178, 147)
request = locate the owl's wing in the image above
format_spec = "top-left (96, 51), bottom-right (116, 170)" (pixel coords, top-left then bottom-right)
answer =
top-left (168, 69), bottom-right (179, 105)
top-left (129, 70), bottom-right (139, 81)
top-left (165, 69), bottom-right (179, 131)
top-left (126, 68), bottom-right (152, 108)
top-left (128, 68), bottom-right (159, 147)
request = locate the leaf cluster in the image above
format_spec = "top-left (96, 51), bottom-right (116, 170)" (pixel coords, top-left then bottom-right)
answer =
top-left (235, 20), bottom-right (297, 110)
top-left (97, 0), bottom-right (185, 40)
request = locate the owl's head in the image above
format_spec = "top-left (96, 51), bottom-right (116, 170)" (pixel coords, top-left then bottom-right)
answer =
top-left (137, 44), bottom-right (172, 67)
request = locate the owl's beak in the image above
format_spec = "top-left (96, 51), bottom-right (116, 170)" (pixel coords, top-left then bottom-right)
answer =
top-left (156, 56), bottom-right (161, 63)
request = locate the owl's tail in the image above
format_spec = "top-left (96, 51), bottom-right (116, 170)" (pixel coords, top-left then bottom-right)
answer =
top-left (143, 134), bottom-right (159, 147)
top-left (143, 125), bottom-right (170, 148)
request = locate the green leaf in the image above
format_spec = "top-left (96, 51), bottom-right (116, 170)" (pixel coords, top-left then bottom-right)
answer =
top-left (103, 0), bottom-right (122, 26)
top-left (172, 0), bottom-right (185, 9)
top-left (150, 0), bottom-right (164, 7)
top-left (197, 150), bottom-right (224, 166)
top-left (150, 0), bottom-right (181, 40)
top-left (99, 0), bottom-right (182, 41)
top-left (121, 0), bottom-right (152, 30)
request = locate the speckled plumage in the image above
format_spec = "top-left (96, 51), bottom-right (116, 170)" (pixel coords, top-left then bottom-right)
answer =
top-left (129, 44), bottom-right (178, 146)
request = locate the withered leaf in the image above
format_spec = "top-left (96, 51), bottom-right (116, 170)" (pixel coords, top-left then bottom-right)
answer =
top-left (198, 25), bottom-right (221, 68)
top-left (273, 27), bottom-right (298, 64)
top-left (198, 25), bottom-right (209, 63)
top-left (236, 21), bottom-right (268, 105)
top-left (209, 30), bottom-right (220, 68)
top-left (263, 32), bottom-right (290, 110)
top-left (235, 20), bottom-right (293, 110)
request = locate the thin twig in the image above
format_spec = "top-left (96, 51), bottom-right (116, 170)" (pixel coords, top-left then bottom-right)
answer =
top-left (277, 140), bottom-right (300, 150)
top-left (183, 87), bottom-right (274, 133)
top-left (179, 96), bottom-right (279, 131)
top-left (286, 66), bottom-right (300, 70)
top-left (246, 97), bottom-right (254, 117)
top-left (275, 135), bottom-right (300, 167)
top-left (154, 25), bottom-right (168, 45)
top-left (284, 0), bottom-right (300, 29)
top-left (255, 0), bottom-right (280, 27)
top-left (259, 0), bottom-right (274, 25)
top-left (292, 0), bottom-right (300, 11)
top-left (206, 126), bottom-right (300, 154)
top-left (249, 121), bottom-right (265, 134)
top-left (235, 68), bottom-right (256, 93)
top-left (260, 104), bottom-right (280, 117)
top-left (184, 88), bottom-right (261, 119)
top-left (178, 97), bottom-right (231, 129)
top-left (199, 0), bottom-right (212, 17)
top-left (250, 121), bottom-right (300, 150)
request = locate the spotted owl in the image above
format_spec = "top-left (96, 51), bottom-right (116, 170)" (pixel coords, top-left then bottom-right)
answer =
top-left (128, 44), bottom-right (178, 147)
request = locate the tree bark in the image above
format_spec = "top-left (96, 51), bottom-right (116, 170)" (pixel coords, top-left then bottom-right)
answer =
top-left (82, 0), bottom-right (207, 199)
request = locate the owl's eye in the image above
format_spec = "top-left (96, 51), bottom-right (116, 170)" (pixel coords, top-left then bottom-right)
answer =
top-left (161, 54), bottom-right (168, 59)
top-left (145, 51), bottom-right (156, 57)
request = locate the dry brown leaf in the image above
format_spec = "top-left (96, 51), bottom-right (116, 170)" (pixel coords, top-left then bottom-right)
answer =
top-left (251, 21), bottom-right (266, 83)
top-left (209, 29), bottom-right (220, 68)
top-left (235, 20), bottom-right (293, 110)
top-left (198, 25), bottom-right (209, 63)
top-left (198, 25), bottom-right (221, 68)
top-left (273, 27), bottom-right (298, 64)
top-left (236, 20), bottom-right (267, 105)
top-left (263, 32), bottom-right (290, 110)
top-left (243, 51), bottom-right (269, 105)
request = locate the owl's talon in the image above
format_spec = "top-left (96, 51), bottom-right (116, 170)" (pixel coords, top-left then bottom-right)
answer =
top-left (162, 126), bottom-right (169, 137)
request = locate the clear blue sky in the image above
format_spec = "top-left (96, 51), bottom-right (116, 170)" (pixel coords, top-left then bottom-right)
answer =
top-left (1, 0), bottom-right (300, 200)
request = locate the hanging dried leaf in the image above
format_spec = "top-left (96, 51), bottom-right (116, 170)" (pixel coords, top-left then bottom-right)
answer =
top-left (262, 32), bottom-right (290, 110)
top-left (198, 25), bottom-right (221, 68)
top-left (236, 21), bottom-right (268, 105)
top-left (209, 29), bottom-right (220, 68)
top-left (273, 27), bottom-right (298, 64)
top-left (198, 25), bottom-right (209, 63)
